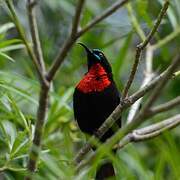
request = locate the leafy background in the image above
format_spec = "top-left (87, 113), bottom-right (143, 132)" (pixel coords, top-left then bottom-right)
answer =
top-left (0, 0), bottom-right (179, 179)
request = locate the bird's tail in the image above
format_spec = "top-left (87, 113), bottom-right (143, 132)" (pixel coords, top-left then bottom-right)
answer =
top-left (95, 161), bottom-right (115, 180)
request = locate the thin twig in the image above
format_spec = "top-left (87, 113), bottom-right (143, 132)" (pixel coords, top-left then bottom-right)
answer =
top-left (126, 3), bottom-right (146, 41)
top-left (127, 46), bottom-right (154, 123)
top-left (25, 1), bottom-right (50, 179)
top-left (76, 0), bottom-right (130, 38)
top-left (71, 0), bottom-right (85, 38)
top-left (115, 114), bottom-right (180, 150)
top-left (122, 0), bottom-right (169, 99)
top-left (47, 0), bottom-right (85, 81)
top-left (139, 56), bottom-right (179, 117)
top-left (25, 84), bottom-right (50, 180)
top-left (148, 96), bottom-right (180, 116)
top-left (151, 26), bottom-right (180, 49)
top-left (5, 0), bottom-right (45, 83)
top-left (27, 0), bottom-right (46, 75)
top-left (126, 5), bottom-right (154, 123)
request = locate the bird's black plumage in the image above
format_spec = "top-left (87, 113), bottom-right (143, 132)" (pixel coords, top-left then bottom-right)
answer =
top-left (73, 81), bottom-right (120, 142)
top-left (73, 43), bottom-right (121, 179)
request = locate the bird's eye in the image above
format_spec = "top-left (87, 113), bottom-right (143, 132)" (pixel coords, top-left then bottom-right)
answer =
top-left (99, 53), bottom-right (103, 57)
top-left (95, 54), bottom-right (101, 60)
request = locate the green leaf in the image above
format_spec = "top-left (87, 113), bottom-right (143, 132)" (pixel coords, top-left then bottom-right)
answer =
top-left (0, 44), bottom-right (25, 52)
top-left (0, 51), bottom-right (15, 62)
top-left (10, 130), bottom-right (29, 160)
top-left (0, 22), bottom-right (14, 34)
top-left (0, 39), bottom-right (22, 48)
top-left (7, 95), bottom-right (31, 132)
top-left (1, 120), bottom-right (17, 151)
top-left (0, 81), bottom-right (38, 105)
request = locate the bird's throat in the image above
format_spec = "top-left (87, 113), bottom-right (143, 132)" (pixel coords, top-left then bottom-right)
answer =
top-left (77, 63), bottom-right (111, 93)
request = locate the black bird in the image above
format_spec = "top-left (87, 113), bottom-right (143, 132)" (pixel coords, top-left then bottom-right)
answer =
top-left (73, 43), bottom-right (121, 179)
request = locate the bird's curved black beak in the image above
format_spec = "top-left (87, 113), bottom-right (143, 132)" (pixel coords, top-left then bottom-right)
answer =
top-left (78, 42), bottom-right (92, 55)
top-left (78, 43), bottom-right (95, 69)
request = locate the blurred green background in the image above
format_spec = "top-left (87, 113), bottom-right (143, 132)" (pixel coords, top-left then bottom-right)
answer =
top-left (0, 0), bottom-right (180, 179)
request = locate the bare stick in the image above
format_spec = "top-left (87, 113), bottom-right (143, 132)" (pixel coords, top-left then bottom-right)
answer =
top-left (24, 1), bottom-right (50, 178)
top-left (26, 84), bottom-right (50, 179)
top-left (126, 5), bottom-right (154, 123)
top-left (5, 0), bottom-right (45, 83)
top-left (122, 0), bottom-right (169, 99)
top-left (148, 96), bottom-right (180, 116)
top-left (115, 114), bottom-right (180, 150)
top-left (71, 0), bottom-right (85, 38)
top-left (127, 45), bottom-right (154, 123)
top-left (27, 0), bottom-right (46, 75)
top-left (47, 0), bottom-right (85, 81)
top-left (76, 0), bottom-right (130, 38)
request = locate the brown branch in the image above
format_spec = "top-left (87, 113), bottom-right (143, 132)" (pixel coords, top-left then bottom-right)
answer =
top-left (74, 53), bottom-right (179, 164)
top-left (76, 0), bottom-right (130, 38)
top-left (47, 0), bottom-right (85, 81)
top-left (139, 57), bottom-right (179, 118)
top-left (115, 114), bottom-right (180, 150)
top-left (71, 0), bottom-right (85, 38)
top-left (148, 96), bottom-right (180, 116)
top-left (127, 45), bottom-right (154, 123)
top-left (27, 0), bottom-right (46, 75)
top-left (4, 3), bottom-right (50, 176)
top-left (24, 1), bottom-right (50, 179)
top-left (5, 0), bottom-right (45, 83)
top-left (122, 0), bottom-right (169, 99)
top-left (25, 83), bottom-right (50, 180)
top-left (26, 84), bottom-right (49, 168)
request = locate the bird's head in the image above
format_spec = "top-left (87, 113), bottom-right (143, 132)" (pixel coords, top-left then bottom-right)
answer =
top-left (78, 43), bottom-right (112, 74)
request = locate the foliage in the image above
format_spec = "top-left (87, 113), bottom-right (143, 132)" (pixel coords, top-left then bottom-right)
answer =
top-left (0, 0), bottom-right (179, 179)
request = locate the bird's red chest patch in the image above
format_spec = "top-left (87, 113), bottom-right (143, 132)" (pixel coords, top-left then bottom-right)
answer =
top-left (77, 63), bottom-right (111, 93)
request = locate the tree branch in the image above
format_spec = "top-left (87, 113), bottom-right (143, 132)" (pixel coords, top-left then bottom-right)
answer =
top-left (26, 84), bottom-right (49, 178)
top-left (46, 0), bottom-right (85, 81)
top-left (23, 1), bottom-right (50, 179)
top-left (71, 0), bottom-right (85, 38)
top-left (127, 46), bottom-right (154, 123)
top-left (148, 96), bottom-right (180, 116)
top-left (122, 0), bottom-right (169, 99)
top-left (126, 4), bottom-right (154, 123)
top-left (115, 114), bottom-right (180, 150)
top-left (76, 0), bottom-right (130, 38)
top-left (27, 0), bottom-right (46, 75)
top-left (5, 0), bottom-right (45, 83)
